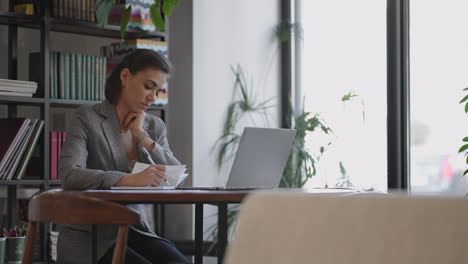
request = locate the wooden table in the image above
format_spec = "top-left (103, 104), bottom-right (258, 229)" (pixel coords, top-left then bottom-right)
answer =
top-left (75, 189), bottom-right (251, 264)
top-left (56, 187), bottom-right (359, 263)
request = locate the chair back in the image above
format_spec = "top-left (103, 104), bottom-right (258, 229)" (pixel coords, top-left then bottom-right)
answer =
top-left (23, 189), bottom-right (139, 264)
top-left (224, 192), bottom-right (468, 264)
top-left (28, 190), bottom-right (140, 225)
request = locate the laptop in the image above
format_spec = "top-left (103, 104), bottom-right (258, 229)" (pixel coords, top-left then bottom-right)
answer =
top-left (177, 127), bottom-right (296, 190)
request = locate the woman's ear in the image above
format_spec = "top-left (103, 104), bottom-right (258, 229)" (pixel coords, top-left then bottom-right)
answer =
top-left (120, 68), bottom-right (130, 88)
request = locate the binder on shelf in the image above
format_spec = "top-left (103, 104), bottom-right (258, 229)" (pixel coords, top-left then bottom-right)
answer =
top-left (76, 54), bottom-right (82, 100)
top-left (14, 121), bottom-right (44, 180)
top-left (0, 119), bottom-right (30, 177)
top-left (3, 119), bottom-right (38, 180)
top-left (0, 119), bottom-right (45, 180)
top-left (70, 53), bottom-right (76, 100)
top-left (50, 131), bottom-right (58, 180)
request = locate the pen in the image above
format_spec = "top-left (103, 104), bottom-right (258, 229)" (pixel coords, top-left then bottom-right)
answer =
top-left (139, 145), bottom-right (168, 183)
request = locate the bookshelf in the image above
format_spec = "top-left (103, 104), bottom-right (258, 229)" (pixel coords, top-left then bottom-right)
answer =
top-left (1, 0), bottom-right (167, 262)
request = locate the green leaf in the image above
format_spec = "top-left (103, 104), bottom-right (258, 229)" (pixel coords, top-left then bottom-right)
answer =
top-left (464, 137), bottom-right (468, 142)
top-left (150, 3), bottom-right (165, 32)
top-left (339, 161), bottom-right (346, 177)
top-left (95, 0), bottom-right (114, 26)
top-left (466, 155), bottom-right (468, 164)
top-left (464, 87), bottom-right (468, 91)
top-left (120, 5), bottom-right (132, 40)
top-left (465, 102), bottom-right (468, 114)
top-left (460, 94), bottom-right (468, 104)
top-left (163, 0), bottom-right (179, 16)
top-left (464, 169), bottom-right (468, 176)
top-left (341, 92), bottom-right (358, 102)
top-left (458, 144), bottom-right (468, 153)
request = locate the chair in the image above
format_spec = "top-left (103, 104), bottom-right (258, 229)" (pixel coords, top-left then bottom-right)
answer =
top-left (22, 189), bottom-right (140, 264)
top-left (224, 191), bottom-right (468, 264)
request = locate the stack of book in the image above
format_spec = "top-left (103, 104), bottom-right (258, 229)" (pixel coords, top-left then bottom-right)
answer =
top-left (101, 39), bottom-right (168, 105)
top-left (51, 0), bottom-right (96, 23)
top-left (108, 0), bottom-right (156, 31)
top-left (29, 52), bottom-right (107, 101)
top-left (0, 119), bottom-right (44, 180)
top-left (50, 131), bottom-right (67, 180)
top-left (0, 79), bottom-right (38, 97)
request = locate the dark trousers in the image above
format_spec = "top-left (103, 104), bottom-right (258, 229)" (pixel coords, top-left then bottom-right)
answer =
top-left (98, 228), bottom-right (191, 264)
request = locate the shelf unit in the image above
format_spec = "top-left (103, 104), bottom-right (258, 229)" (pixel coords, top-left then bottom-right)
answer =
top-left (1, 0), bottom-right (167, 262)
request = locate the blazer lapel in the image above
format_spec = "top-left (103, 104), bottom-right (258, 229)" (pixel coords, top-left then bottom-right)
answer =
top-left (97, 100), bottom-right (129, 173)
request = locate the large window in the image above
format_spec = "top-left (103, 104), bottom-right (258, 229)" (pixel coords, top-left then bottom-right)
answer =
top-left (301, 0), bottom-right (387, 191)
top-left (410, 1), bottom-right (468, 194)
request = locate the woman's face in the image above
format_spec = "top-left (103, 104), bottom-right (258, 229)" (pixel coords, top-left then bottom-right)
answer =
top-left (119, 67), bottom-right (167, 113)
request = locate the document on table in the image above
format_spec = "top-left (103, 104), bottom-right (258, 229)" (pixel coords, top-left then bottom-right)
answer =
top-left (111, 162), bottom-right (189, 190)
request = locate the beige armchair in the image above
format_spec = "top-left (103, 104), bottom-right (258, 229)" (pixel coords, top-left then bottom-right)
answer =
top-left (224, 192), bottom-right (468, 264)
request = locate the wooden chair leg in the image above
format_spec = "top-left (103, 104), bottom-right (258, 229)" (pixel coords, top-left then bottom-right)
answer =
top-left (112, 225), bottom-right (129, 264)
top-left (22, 222), bottom-right (37, 264)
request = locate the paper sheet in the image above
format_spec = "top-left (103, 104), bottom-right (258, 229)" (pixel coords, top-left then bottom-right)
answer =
top-left (130, 162), bottom-right (188, 187)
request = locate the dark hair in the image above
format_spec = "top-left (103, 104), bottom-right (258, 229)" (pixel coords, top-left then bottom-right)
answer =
top-left (104, 49), bottom-right (173, 104)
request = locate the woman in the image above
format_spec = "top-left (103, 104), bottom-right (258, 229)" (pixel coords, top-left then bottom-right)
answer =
top-left (57, 49), bottom-right (190, 264)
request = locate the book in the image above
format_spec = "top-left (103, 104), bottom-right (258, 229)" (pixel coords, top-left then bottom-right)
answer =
top-left (50, 52), bottom-right (55, 99)
top-left (4, 119), bottom-right (38, 180)
top-left (14, 121), bottom-right (44, 180)
top-left (0, 119), bottom-right (34, 180)
top-left (86, 55), bottom-right (91, 100)
top-left (0, 78), bottom-right (38, 87)
top-left (70, 53), bottom-right (76, 100)
top-left (0, 119), bottom-right (30, 178)
top-left (89, 56), bottom-right (96, 101)
top-left (76, 54), bottom-right (82, 100)
top-left (64, 53), bottom-right (69, 99)
top-left (0, 91), bottom-right (33, 97)
top-left (50, 131), bottom-right (58, 180)
top-left (52, 0), bottom-right (58, 18)
top-left (0, 86), bottom-right (36, 93)
top-left (59, 52), bottom-right (65, 99)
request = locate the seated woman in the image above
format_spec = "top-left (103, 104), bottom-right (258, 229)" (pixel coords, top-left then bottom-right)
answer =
top-left (57, 49), bottom-right (190, 264)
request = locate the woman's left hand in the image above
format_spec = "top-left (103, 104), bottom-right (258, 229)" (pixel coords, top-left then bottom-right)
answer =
top-left (123, 112), bottom-right (146, 136)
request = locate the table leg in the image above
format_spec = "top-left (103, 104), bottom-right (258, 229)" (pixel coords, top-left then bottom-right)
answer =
top-left (160, 204), bottom-right (166, 237)
top-left (92, 224), bottom-right (97, 264)
top-left (195, 203), bottom-right (204, 264)
top-left (217, 203), bottom-right (228, 263)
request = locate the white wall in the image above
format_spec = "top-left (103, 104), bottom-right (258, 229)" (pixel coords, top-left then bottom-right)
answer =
top-left (191, 3), bottom-right (281, 261)
top-left (169, 1), bottom-right (280, 261)
top-left (193, 0), bottom-right (281, 189)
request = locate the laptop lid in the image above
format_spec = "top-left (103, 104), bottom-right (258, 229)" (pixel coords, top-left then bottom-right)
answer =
top-left (226, 127), bottom-right (296, 188)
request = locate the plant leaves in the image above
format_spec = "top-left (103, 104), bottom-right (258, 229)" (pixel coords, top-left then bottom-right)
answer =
top-left (163, 0), bottom-right (179, 16)
top-left (464, 137), bottom-right (468, 142)
top-left (458, 144), bottom-right (468, 153)
top-left (95, 0), bottom-right (114, 26)
top-left (150, 3), bottom-right (165, 32)
top-left (120, 5), bottom-right (132, 40)
top-left (464, 87), bottom-right (468, 91)
top-left (465, 102), bottom-right (468, 114)
top-left (341, 92), bottom-right (358, 102)
top-left (460, 94), bottom-right (468, 104)
top-left (275, 20), bottom-right (293, 42)
top-left (464, 169), bottom-right (468, 176)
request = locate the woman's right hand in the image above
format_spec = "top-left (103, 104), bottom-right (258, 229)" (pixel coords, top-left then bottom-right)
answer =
top-left (116, 165), bottom-right (166, 186)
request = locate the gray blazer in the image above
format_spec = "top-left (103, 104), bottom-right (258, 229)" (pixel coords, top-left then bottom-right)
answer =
top-left (57, 100), bottom-right (181, 264)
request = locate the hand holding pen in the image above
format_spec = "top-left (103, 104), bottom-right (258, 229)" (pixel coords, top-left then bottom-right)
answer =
top-left (139, 145), bottom-right (168, 184)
